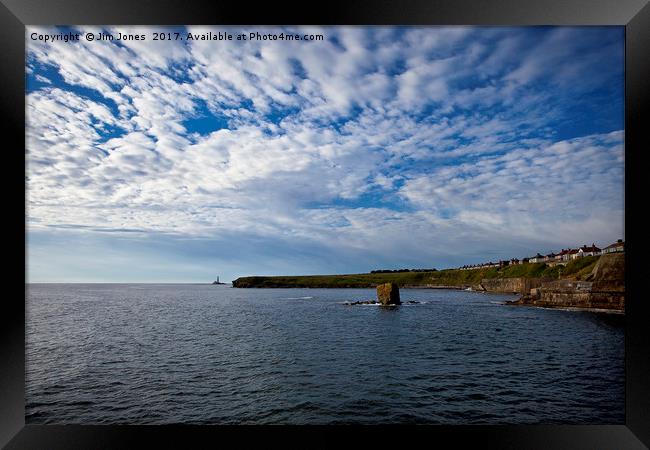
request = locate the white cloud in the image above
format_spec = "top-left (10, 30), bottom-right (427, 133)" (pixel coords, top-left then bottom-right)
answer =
top-left (26, 26), bottom-right (624, 273)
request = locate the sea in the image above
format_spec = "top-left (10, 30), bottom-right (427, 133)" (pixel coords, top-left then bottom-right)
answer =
top-left (25, 283), bottom-right (625, 424)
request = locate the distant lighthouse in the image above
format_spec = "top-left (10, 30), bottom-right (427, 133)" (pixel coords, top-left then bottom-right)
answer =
top-left (212, 275), bottom-right (225, 285)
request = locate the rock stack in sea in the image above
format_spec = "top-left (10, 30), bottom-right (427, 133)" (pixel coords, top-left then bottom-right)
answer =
top-left (377, 282), bottom-right (401, 305)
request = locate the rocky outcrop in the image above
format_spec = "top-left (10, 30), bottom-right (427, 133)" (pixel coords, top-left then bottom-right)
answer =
top-left (344, 299), bottom-right (420, 306)
top-left (344, 300), bottom-right (377, 305)
top-left (377, 283), bottom-right (401, 305)
top-left (586, 252), bottom-right (625, 282)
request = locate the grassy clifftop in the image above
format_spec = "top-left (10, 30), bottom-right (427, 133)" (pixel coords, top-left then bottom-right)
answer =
top-left (232, 256), bottom-right (601, 288)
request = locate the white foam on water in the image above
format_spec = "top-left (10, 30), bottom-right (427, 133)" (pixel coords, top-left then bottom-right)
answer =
top-left (537, 306), bottom-right (624, 314)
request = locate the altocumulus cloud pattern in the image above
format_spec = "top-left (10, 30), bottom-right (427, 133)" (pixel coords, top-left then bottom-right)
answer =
top-left (26, 26), bottom-right (624, 281)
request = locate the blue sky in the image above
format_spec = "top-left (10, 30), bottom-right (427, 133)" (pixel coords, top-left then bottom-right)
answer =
top-left (26, 26), bottom-right (624, 282)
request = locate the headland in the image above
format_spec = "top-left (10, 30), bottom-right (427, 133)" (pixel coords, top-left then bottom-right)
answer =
top-left (231, 253), bottom-right (625, 312)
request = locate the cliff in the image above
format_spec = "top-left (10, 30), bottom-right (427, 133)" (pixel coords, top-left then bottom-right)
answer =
top-left (474, 277), bottom-right (553, 294)
top-left (231, 256), bottom-right (602, 289)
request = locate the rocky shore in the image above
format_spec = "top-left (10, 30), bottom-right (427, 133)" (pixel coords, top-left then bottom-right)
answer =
top-left (505, 253), bottom-right (624, 311)
top-left (231, 253), bottom-right (624, 312)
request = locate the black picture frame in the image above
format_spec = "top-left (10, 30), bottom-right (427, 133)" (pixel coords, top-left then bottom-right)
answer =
top-left (2, 0), bottom-right (649, 448)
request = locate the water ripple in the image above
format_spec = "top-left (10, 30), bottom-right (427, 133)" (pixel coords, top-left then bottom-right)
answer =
top-left (26, 284), bottom-right (624, 424)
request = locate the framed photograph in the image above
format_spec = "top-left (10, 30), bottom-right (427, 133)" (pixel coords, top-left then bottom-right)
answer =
top-left (2, 0), bottom-right (649, 447)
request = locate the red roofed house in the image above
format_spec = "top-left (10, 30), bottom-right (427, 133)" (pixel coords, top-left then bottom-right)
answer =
top-left (555, 249), bottom-right (571, 261)
top-left (602, 239), bottom-right (624, 254)
top-left (576, 243), bottom-right (601, 258)
top-left (565, 249), bottom-right (579, 261)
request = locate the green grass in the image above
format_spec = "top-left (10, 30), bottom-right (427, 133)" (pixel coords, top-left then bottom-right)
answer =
top-left (563, 255), bottom-right (600, 279)
top-left (232, 257), bottom-right (602, 288)
top-left (232, 271), bottom-right (434, 288)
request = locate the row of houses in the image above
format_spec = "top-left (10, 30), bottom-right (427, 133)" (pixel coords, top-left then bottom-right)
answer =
top-left (458, 239), bottom-right (624, 271)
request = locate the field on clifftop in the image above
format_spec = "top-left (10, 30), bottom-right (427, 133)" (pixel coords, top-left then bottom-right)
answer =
top-left (232, 256), bottom-right (601, 288)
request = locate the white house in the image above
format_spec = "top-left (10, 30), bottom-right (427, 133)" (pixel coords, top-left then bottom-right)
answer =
top-left (564, 249), bottom-right (578, 261)
top-left (602, 239), bottom-right (624, 254)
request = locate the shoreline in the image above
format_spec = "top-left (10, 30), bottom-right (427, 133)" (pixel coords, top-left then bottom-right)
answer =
top-left (227, 285), bottom-right (476, 290)
top-left (232, 254), bottom-right (624, 313)
top-left (505, 302), bottom-right (625, 314)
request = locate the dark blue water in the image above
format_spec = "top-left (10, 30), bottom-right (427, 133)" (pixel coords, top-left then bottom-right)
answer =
top-left (25, 284), bottom-right (624, 424)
